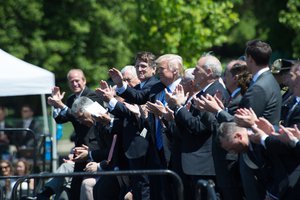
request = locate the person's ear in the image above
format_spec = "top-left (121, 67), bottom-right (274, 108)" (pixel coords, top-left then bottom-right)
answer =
top-left (234, 132), bottom-right (243, 140)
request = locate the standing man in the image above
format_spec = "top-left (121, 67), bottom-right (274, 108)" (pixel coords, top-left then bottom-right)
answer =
top-left (239, 39), bottom-right (282, 200)
top-left (166, 54), bottom-right (229, 199)
top-left (47, 68), bottom-right (103, 200)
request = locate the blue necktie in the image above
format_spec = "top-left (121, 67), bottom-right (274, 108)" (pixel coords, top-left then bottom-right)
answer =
top-left (155, 87), bottom-right (170, 150)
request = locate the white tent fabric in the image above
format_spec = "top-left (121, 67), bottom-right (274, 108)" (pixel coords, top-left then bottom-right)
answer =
top-left (0, 49), bottom-right (57, 170)
top-left (0, 49), bottom-right (55, 96)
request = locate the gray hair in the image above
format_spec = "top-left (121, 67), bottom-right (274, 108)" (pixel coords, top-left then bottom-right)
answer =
top-left (184, 68), bottom-right (195, 81)
top-left (121, 65), bottom-right (138, 78)
top-left (201, 54), bottom-right (222, 78)
top-left (219, 122), bottom-right (244, 141)
top-left (71, 96), bottom-right (94, 115)
top-left (156, 54), bottom-right (184, 77)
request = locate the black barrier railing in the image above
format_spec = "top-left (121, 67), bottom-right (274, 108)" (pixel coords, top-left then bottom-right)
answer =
top-left (11, 170), bottom-right (184, 200)
top-left (0, 128), bottom-right (40, 173)
top-left (196, 179), bottom-right (217, 200)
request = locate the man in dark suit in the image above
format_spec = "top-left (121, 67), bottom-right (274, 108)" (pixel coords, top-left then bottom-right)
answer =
top-left (47, 69), bottom-right (103, 200)
top-left (99, 53), bottom-right (158, 200)
top-left (108, 54), bottom-right (183, 200)
top-left (15, 104), bottom-right (42, 149)
top-left (166, 54), bottom-right (229, 199)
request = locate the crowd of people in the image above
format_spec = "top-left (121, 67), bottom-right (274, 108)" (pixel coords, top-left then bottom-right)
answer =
top-left (2, 38), bottom-right (300, 200)
top-left (0, 159), bottom-right (34, 199)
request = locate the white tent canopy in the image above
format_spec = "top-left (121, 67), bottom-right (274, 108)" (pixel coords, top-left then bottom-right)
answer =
top-left (0, 49), bottom-right (57, 170)
top-left (0, 49), bottom-right (55, 96)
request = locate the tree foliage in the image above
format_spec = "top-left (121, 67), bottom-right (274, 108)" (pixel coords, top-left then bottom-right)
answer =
top-left (0, 0), bottom-right (241, 90)
top-left (279, 0), bottom-right (300, 58)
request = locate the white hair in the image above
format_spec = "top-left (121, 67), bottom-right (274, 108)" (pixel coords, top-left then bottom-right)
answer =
top-left (71, 96), bottom-right (94, 115)
top-left (121, 65), bottom-right (137, 78)
top-left (202, 55), bottom-right (222, 78)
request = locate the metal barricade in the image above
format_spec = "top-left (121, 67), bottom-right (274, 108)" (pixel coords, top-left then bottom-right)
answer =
top-left (196, 179), bottom-right (218, 200)
top-left (0, 128), bottom-right (44, 173)
top-left (11, 169), bottom-right (184, 200)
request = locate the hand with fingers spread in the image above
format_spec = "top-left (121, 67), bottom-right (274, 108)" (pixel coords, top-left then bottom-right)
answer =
top-left (165, 85), bottom-right (186, 108)
top-left (73, 144), bottom-right (89, 162)
top-left (276, 125), bottom-right (300, 146)
top-left (146, 100), bottom-right (166, 117)
top-left (248, 125), bottom-right (268, 144)
top-left (47, 86), bottom-right (66, 109)
top-left (95, 80), bottom-right (115, 102)
top-left (84, 162), bottom-right (98, 172)
top-left (108, 68), bottom-right (124, 87)
top-left (255, 117), bottom-right (275, 135)
top-left (194, 94), bottom-right (222, 113)
top-left (234, 108), bottom-right (257, 128)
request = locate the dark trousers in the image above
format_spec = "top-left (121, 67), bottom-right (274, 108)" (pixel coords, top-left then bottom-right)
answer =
top-left (70, 162), bottom-right (86, 200)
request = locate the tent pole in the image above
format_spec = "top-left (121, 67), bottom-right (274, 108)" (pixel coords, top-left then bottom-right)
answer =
top-left (41, 94), bottom-right (57, 171)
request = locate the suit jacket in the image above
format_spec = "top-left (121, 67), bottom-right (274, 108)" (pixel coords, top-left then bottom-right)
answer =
top-left (282, 96), bottom-right (300, 128)
top-left (174, 80), bottom-right (229, 175)
top-left (264, 136), bottom-right (300, 200)
top-left (239, 71), bottom-right (282, 125)
top-left (55, 87), bottom-right (103, 147)
top-left (227, 90), bottom-right (242, 115)
top-left (15, 118), bottom-right (41, 147)
top-left (119, 76), bottom-right (160, 104)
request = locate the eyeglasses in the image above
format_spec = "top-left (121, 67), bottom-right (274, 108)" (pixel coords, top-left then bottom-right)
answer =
top-left (0, 165), bottom-right (9, 169)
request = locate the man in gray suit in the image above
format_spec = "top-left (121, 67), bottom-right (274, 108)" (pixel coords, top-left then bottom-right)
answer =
top-left (238, 40), bottom-right (282, 200)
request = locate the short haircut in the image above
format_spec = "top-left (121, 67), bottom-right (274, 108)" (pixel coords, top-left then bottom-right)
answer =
top-left (201, 53), bottom-right (222, 78)
top-left (67, 69), bottom-right (86, 81)
top-left (71, 96), bottom-right (94, 115)
top-left (135, 52), bottom-right (157, 69)
top-left (121, 65), bottom-right (138, 78)
top-left (245, 39), bottom-right (272, 66)
top-left (219, 122), bottom-right (245, 141)
top-left (156, 54), bottom-right (184, 77)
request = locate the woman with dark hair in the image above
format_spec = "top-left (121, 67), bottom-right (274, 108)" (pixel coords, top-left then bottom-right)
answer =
top-left (0, 160), bottom-right (14, 199)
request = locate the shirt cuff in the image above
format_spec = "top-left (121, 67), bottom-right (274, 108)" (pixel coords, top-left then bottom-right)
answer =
top-left (53, 105), bottom-right (68, 118)
top-left (108, 98), bottom-right (118, 111)
top-left (260, 135), bottom-right (269, 149)
top-left (88, 151), bottom-right (94, 162)
top-left (115, 82), bottom-right (128, 94)
top-left (215, 109), bottom-right (223, 118)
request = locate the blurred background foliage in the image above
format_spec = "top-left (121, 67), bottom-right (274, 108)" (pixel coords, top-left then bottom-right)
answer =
top-left (0, 0), bottom-right (298, 94)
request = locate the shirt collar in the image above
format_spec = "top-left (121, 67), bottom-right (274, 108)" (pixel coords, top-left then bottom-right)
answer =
top-left (252, 67), bottom-right (269, 83)
top-left (231, 88), bottom-right (241, 98)
top-left (202, 81), bottom-right (215, 93)
top-left (167, 78), bottom-right (182, 93)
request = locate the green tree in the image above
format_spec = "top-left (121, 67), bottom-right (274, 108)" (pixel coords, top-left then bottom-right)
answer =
top-left (129, 0), bottom-right (240, 66)
top-left (279, 0), bottom-right (300, 58)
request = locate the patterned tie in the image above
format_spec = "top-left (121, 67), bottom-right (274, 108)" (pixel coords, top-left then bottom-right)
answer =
top-left (155, 87), bottom-right (171, 150)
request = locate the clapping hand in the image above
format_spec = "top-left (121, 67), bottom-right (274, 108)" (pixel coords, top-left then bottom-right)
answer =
top-left (234, 108), bottom-right (257, 128)
top-left (165, 84), bottom-right (186, 108)
top-left (146, 100), bottom-right (166, 117)
top-left (108, 68), bottom-right (123, 87)
top-left (47, 86), bottom-right (66, 109)
top-left (95, 80), bottom-right (115, 102)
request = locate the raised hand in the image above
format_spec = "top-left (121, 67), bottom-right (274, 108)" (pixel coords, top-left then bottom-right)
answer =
top-left (255, 117), bottom-right (275, 135)
top-left (276, 125), bottom-right (299, 146)
top-left (234, 108), bottom-right (257, 128)
top-left (47, 86), bottom-right (66, 108)
top-left (95, 80), bottom-right (115, 102)
top-left (194, 94), bottom-right (222, 113)
top-left (165, 84), bottom-right (186, 108)
top-left (108, 68), bottom-right (123, 87)
top-left (248, 125), bottom-right (268, 144)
